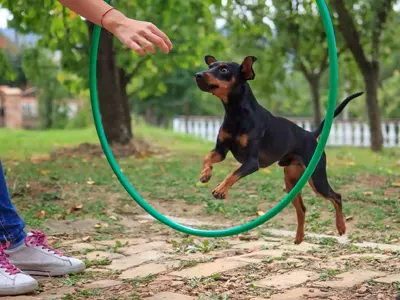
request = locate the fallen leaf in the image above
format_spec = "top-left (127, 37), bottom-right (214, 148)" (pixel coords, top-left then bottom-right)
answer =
top-left (54, 214), bottom-right (63, 221)
top-left (257, 211), bottom-right (265, 217)
top-left (196, 181), bottom-right (209, 188)
top-left (392, 182), bottom-right (400, 187)
top-left (396, 160), bottom-right (400, 166)
top-left (87, 181), bottom-right (95, 185)
top-left (73, 204), bottom-right (83, 211)
top-left (363, 191), bottom-right (374, 196)
top-left (41, 170), bottom-right (51, 175)
top-left (66, 204), bottom-right (84, 215)
top-left (38, 210), bottom-right (46, 218)
top-left (384, 189), bottom-right (394, 196)
top-left (345, 216), bottom-right (354, 221)
top-left (109, 216), bottom-right (118, 221)
top-left (345, 161), bottom-right (356, 166)
top-left (82, 236), bottom-right (91, 242)
top-left (95, 223), bottom-right (109, 229)
top-left (259, 168), bottom-right (271, 174)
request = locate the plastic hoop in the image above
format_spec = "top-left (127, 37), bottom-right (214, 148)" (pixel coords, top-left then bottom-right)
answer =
top-left (89, 0), bottom-right (338, 237)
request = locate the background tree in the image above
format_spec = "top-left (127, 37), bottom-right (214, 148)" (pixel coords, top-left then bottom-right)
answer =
top-left (1, 0), bottom-right (223, 144)
top-left (333, 0), bottom-right (396, 151)
top-left (22, 47), bottom-right (71, 129)
top-left (0, 49), bottom-right (16, 84)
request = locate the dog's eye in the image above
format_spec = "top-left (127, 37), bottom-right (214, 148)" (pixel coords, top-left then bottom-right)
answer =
top-left (220, 68), bottom-right (229, 74)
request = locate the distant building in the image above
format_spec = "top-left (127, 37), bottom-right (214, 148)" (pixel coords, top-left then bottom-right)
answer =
top-left (0, 29), bottom-right (22, 55)
top-left (0, 86), bottom-right (81, 129)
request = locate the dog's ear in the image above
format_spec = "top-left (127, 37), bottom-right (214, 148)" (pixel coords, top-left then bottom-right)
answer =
top-left (205, 55), bottom-right (217, 66)
top-left (240, 56), bottom-right (257, 80)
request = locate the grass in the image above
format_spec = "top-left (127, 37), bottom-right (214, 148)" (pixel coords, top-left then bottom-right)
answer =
top-left (1, 124), bottom-right (399, 242)
top-left (0, 122), bottom-right (212, 160)
top-left (0, 127), bottom-right (98, 160)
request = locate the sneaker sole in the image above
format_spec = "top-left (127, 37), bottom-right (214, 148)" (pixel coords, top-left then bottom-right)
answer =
top-left (21, 262), bottom-right (86, 277)
top-left (0, 280), bottom-right (38, 296)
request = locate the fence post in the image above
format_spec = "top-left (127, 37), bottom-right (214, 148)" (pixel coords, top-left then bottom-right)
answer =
top-left (171, 116), bottom-right (399, 148)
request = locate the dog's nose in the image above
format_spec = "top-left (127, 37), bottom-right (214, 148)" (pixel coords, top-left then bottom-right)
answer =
top-left (195, 72), bottom-right (203, 79)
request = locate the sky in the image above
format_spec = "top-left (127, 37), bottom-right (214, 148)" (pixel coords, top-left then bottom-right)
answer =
top-left (0, 8), bottom-right (10, 29)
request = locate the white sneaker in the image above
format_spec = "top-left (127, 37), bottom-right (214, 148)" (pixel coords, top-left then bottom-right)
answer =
top-left (6, 231), bottom-right (85, 276)
top-left (0, 243), bottom-right (38, 296)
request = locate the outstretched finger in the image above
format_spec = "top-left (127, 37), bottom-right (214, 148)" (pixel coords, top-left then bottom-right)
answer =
top-left (144, 31), bottom-right (169, 53)
top-left (149, 24), bottom-right (173, 50)
top-left (126, 39), bottom-right (146, 56)
top-left (135, 36), bottom-right (156, 54)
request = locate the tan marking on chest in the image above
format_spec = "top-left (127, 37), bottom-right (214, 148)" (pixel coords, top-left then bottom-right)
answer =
top-left (218, 129), bottom-right (231, 142)
top-left (237, 134), bottom-right (249, 147)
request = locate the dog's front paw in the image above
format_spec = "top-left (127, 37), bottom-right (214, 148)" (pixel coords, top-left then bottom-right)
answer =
top-left (212, 183), bottom-right (229, 200)
top-left (200, 166), bottom-right (213, 183)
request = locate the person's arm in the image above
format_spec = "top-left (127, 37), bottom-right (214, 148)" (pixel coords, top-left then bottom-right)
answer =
top-left (57, 0), bottom-right (172, 56)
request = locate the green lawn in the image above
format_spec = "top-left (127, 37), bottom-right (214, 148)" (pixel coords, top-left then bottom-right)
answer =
top-left (1, 125), bottom-right (399, 243)
top-left (0, 124), bottom-right (212, 160)
top-left (0, 127), bottom-right (98, 160)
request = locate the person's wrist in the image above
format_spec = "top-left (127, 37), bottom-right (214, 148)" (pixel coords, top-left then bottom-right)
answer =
top-left (102, 9), bottom-right (126, 34)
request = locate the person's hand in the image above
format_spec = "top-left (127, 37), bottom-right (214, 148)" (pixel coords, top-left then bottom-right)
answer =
top-left (103, 9), bottom-right (172, 56)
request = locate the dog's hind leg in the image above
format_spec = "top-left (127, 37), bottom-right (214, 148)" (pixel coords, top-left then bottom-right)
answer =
top-left (309, 166), bottom-right (346, 236)
top-left (284, 161), bottom-right (307, 244)
top-left (306, 152), bottom-right (346, 236)
top-left (299, 140), bottom-right (346, 236)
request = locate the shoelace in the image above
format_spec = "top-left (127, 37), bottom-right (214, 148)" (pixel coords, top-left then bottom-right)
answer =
top-left (0, 242), bottom-right (20, 275)
top-left (25, 231), bottom-right (63, 256)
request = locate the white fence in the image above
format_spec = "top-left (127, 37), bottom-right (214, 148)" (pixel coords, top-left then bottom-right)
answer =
top-left (172, 116), bottom-right (400, 148)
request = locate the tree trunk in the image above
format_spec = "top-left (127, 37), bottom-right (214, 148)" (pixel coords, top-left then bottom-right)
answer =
top-left (39, 90), bottom-right (53, 129)
top-left (308, 76), bottom-right (322, 128)
top-left (119, 68), bottom-right (133, 138)
top-left (145, 106), bottom-right (156, 125)
top-left (363, 63), bottom-right (384, 151)
top-left (87, 22), bottom-right (132, 145)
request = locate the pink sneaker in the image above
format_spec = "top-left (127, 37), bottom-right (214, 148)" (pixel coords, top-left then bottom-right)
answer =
top-left (0, 242), bottom-right (38, 296)
top-left (6, 231), bottom-right (85, 276)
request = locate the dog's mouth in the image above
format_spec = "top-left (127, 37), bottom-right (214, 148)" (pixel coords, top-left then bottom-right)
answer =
top-left (196, 79), bottom-right (218, 92)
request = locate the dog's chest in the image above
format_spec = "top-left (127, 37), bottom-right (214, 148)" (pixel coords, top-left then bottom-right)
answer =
top-left (229, 136), bottom-right (249, 163)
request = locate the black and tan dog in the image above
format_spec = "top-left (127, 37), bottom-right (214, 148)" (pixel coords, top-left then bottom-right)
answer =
top-left (195, 55), bottom-right (363, 244)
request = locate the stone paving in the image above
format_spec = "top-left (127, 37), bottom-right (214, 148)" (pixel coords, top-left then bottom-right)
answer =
top-left (11, 216), bottom-right (400, 299)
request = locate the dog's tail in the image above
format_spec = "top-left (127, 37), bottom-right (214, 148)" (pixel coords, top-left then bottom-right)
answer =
top-left (312, 91), bottom-right (364, 138)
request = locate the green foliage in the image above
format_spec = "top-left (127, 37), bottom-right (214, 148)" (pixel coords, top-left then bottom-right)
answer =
top-left (0, 49), bottom-right (17, 83)
top-left (1, 0), bottom-right (226, 125)
top-left (1, 0), bottom-right (399, 122)
top-left (22, 47), bottom-right (72, 129)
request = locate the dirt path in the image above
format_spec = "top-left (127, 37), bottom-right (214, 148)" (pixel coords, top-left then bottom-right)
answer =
top-left (10, 215), bottom-right (400, 300)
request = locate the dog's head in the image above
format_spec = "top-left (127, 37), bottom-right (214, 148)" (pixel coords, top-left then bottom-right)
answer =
top-left (194, 55), bottom-right (257, 103)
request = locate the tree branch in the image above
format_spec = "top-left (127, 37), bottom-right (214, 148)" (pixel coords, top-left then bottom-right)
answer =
top-left (119, 56), bottom-right (150, 88)
top-left (298, 59), bottom-right (312, 82)
top-left (318, 46), bottom-right (347, 76)
top-left (317, 48), bottom-right (329, 76)
top-left (372, 0), bottom-right (393, 61)
top-left (334, 0), bottom-right (370, 72)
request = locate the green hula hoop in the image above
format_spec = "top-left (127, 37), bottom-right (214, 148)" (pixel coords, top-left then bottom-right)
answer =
top-left (89, 0), bottom-right (338, 237)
